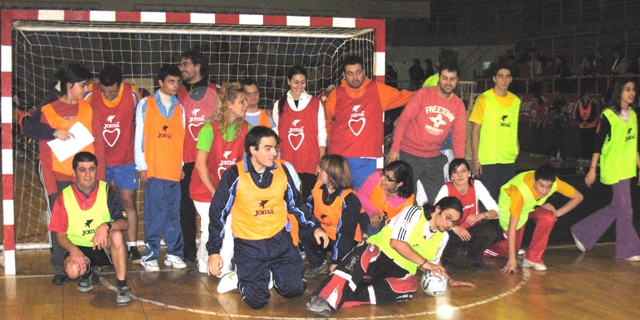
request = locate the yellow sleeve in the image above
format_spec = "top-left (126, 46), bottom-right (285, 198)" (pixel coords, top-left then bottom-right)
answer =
top-left (469, 93), bottom-right (486, 125)
top-left (554, 178), bottom-right (576, 198)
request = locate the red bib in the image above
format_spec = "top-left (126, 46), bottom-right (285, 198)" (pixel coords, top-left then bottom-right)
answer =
top-left (278, 97), bottom-right (321, 174)
top-left (178, 83), bottom-right (217, 163)
top-left (91, 82), bottom-right (136, 166)
top-left (330, 81), bottom-right (384, 158)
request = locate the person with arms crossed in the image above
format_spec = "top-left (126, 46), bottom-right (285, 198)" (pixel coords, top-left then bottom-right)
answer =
top-left (206, 126), bottom-right (328, 309)
top-left (177, 50), bottom-right (217, 264)
top-left (135, 65), bottom-right (187, 271)
top-left (486, 164), bottom-right (583, 273)
top-left (324, 55), bottom-right (413, 189)
top-left (85, 65), bottom-right (142, 263)
top-left (389, 61), bottom-right (466, 205)
top-left (571, 79), bottom-right (640, 261)
top-left (48, 152), bottom-right (131, 305)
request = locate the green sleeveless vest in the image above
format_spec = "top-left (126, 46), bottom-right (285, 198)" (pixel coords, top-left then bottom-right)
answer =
top-left (64, 181), bottom-right (111, 247)
top-left (498, 172), bottom-right (557, 230)
top-left (600, 108), bottom-right (637, 185)
top-left (367, 208), bottom-right (445, 275)
top-left (478, 90), bottom-right (521, 164)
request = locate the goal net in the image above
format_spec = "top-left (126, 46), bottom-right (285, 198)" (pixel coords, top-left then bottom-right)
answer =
top-left (3, 11), bottom-right (380, 271)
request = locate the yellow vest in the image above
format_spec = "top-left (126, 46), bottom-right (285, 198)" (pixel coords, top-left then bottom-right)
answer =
top-left (478, 90), bottom-right (520, 164)
top-left (600, 108), bottom-right (637, 185)
top-left (63, 181), bottom-right (111, 247)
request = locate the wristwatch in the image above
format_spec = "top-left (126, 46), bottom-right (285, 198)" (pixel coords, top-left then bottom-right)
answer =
top-left (106, 222), bottom-right (112, 232)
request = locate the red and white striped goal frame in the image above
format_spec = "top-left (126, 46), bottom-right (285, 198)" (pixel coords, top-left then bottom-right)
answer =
top-left (0, 9), bottom-right (385, 275)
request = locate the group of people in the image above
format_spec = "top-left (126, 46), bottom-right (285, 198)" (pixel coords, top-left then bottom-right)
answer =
top-left (27, 49), bottom-right (640, 314)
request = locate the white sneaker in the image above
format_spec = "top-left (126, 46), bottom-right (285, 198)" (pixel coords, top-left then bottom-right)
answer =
top-left (571, 232), bottom-right (586, 253)
top-left (521, 258), bottom-right (547, 271)
top-left (625, 255), bottom-right (640, 261)
top-left (217, 271), bottom-right (238, 294)
top-left (164, 254), bottom-right (187, 269)
top-left (141, 259), bottom-right (160, 272)
top-left (198, 262), bottom-right (208, 274)
top-left (517, 249), bottom-right (526, 255)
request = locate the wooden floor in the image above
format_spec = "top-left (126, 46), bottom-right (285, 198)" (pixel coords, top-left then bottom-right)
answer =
top-left (1, 243), bottom-right (639, 319)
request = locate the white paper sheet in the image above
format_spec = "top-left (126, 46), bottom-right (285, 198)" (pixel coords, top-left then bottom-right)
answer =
top-left (47, 122), bottom-right (95, 162)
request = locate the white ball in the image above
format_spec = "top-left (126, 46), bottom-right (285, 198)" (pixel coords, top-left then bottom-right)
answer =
top-left (421, 270), bottom-right (449, 296)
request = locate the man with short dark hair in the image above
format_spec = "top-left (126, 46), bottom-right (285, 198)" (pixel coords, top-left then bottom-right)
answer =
top-left (240, 78), bottom-right (276, 129)
top-left (486, 164), bottom-right (583, 273)
top-left (135, 65), bottom-right (187, 271)
top-left (324, 55), bottom-right (413, 189)
top-left (177, 50), bottom-right (217, 263)
top-left (85, 65), bottom-right (142, 263)
top-left (388, 62), bottom-right (467, 205)
top-left (470, 65), bottom-right (521, 202)
top-left (48, 151), bottom-right (131, 305)
top-left (207, 126), bottom-right (328, 309)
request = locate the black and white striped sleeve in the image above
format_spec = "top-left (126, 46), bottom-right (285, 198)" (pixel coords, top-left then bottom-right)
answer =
top-left (389, 205), bottom-right (422, 242)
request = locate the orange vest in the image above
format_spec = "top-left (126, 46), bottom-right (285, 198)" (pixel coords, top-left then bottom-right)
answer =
top-left (370, 180), bottom-right (415, 220)
top-left (41, 99), bottom-right (95, 176)
top-left (258, 110), bottom-right (272, 127)
top-left (143, 98), bottom-right (184, 181)
top-left (231, 160), bottom-right (289, 240)
top-left (578, 99), bottom-right (598, 129)
top-left (311, 180), bottom-right (362, 242)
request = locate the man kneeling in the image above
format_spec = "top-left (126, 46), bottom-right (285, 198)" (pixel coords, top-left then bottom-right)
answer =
top-left (48, 151), bottom-right (131, 305)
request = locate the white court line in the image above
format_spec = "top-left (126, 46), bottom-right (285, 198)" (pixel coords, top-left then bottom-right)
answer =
top-left (94, 268), bottom-right (531, 319)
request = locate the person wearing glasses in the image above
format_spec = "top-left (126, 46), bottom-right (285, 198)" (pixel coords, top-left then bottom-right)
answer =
top-left (307, 197), bottom-right (474, 316)
top-left (177, 49), bottom-right (217, 264)
top-left (485, 164), bottom-right (583, 273)
top-left (356, 160), bottom-right (415, 237)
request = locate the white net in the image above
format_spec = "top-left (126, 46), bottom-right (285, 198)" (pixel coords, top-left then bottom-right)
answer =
top-left (456, 80), bottom-right (478, 109)
top-left (11, 20), bottom-right (375, 249)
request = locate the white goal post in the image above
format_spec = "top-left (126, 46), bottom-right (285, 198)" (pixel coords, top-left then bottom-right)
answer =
top-left (0, 9), bottom-right (385, 275)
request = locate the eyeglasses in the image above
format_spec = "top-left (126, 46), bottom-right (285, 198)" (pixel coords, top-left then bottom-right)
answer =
top-left (179, 61), bottom-right (193, 68)
top-left (444, 214), bottom-right (459, 226)
top-left (381, 174), bottom-right (397, 183)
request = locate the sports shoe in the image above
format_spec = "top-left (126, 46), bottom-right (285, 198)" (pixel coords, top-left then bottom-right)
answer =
top-left (517, 249), bottom-right (526, 255)
top-left (116, 286), bottom-right (132, 305)
top-left (572, 232), bottom-right (586, 253)
top-left (52, 274), bottom-right (67, 285)
top-left (307, 295), bottom-right (331, 316)
top-left (141, 259), bottom-right (160, 272)
top-left (128, 247), bottom-right (142, 264)
top-left (304, 260), bottom-right (329, 278)
top-left (625, 255), bottom-right (640, 261)
top-left (521, 258), bottom-right (547, 271)
top-left (217, 271), bottom-right (238, 294)
top-left (164, 254), bottom-right (187, 269)
top-left (78, 271), bottom-right (99, 293)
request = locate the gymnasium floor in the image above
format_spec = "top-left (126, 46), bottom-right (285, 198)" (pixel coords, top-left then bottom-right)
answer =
top-left (1, 243), bottom-right (639, 319)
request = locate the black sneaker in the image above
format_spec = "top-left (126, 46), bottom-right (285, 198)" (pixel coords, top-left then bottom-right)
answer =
top-left (303, 260), bottom-right (329, 278)
top-left (78, 273), bottom-right (94, 293)
top-left (128, 247), bottom-right (142, 264)
top-left (52, 274), bottom-right (67, 285)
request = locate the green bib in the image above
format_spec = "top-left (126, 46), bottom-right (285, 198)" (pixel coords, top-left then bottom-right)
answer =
top-left (600, 108), bottom-right (637, 185)
top-left (367, 209), bottom-right (445, 275)
top-left (64, 181), bottom-right (112, 247)
top-left (478, 90), bottom-right (520, 164)
top-left (498, 171), bottom-right (556, 230)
